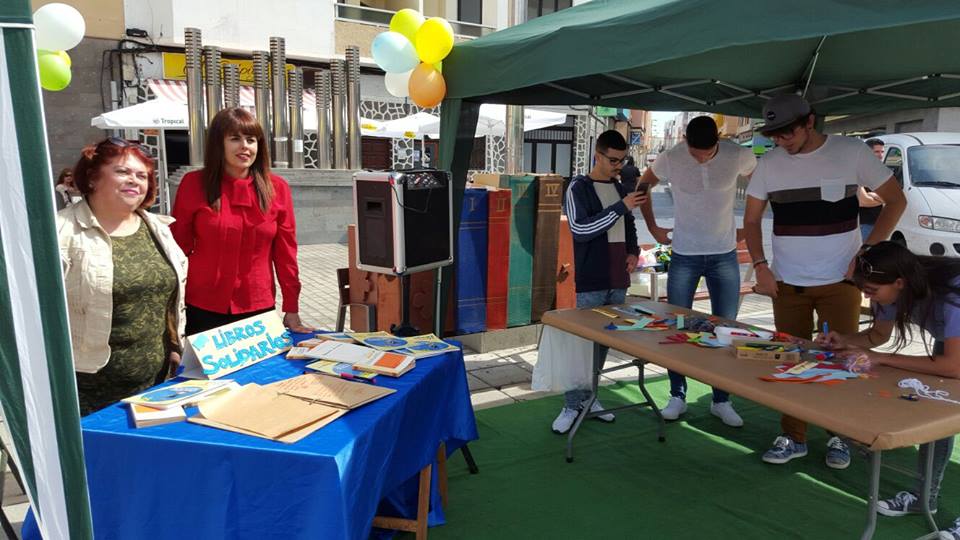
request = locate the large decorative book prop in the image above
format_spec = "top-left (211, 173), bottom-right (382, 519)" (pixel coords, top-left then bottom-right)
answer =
top-left (486, 188), bottom-right (512, 330)
top-left (456, 188), bottom-right (489, 333)
top-left (531, 175), bottom-right (563, 321)
top-left (556, 216), bottom-right (576, 309)
top-left (507, 175), bottom-right (536, 327)
top-left (353, 169), bottom-right (454, 275)
top-left (346, 224), bottom-right (443, 334)
top-left (180, 311), bottom-right (292, 379)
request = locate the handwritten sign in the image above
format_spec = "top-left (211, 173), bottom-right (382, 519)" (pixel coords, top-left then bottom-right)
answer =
top-left (180, 311), bottom-right (292, 379)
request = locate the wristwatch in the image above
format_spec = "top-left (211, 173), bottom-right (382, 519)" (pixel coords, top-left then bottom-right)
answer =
top-left (752, 258), bottom-right (769, 269)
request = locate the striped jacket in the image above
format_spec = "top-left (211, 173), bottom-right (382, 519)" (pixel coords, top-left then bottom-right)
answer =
top-left (564, 175), bottom-right (639, 293)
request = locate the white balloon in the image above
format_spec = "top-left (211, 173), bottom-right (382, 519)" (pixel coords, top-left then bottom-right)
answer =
top-left (34, 3), bottom-right (86, 52)
top-left (384, 69), bottom-right (413, 98)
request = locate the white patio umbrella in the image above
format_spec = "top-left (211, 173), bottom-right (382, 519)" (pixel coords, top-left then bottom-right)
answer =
top-left (420, 104), bottom-right (567, 137)
top-left (376, 111), bottom-right (442, 139)
top-left (92, 97), bottom-right (384, 135)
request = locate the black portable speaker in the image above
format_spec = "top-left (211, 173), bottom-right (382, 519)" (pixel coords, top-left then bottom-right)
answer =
top-left (353, 169), bottom-right (454, 274)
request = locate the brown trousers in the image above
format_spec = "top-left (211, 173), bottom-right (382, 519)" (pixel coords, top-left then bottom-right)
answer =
top-left (773, 281), bottom-right (862, 443)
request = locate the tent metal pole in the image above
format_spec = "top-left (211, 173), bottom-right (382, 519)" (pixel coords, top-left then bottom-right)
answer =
top-left (545, 82), bottom-right (590, 99)
top-left (801, 36), bottom-right (827, 98)
top-left (159, 129), bottom-right (170, 214)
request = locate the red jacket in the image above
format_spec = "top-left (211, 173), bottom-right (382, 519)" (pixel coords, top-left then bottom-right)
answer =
top-left (171, 170), bottom-right (301, 314)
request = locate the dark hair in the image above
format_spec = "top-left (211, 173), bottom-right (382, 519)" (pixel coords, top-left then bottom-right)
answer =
top-left (865, 138), bottom-right (884, 148)
top-left (56, 167), bottom-right (73, 186)
top-left (760, 110), bottom-right (817, 138)
top-left (623, 156), bottom-right (635, 167)
top-left (685, 116), bottom-right (719, 149)
top-left (596, 130), bottom-right (627, 153)
top-left (855, 241), bottom-right (960, 355)
top-left (72, 139), bottom-right (157, 210)
top-left (202, 107), bottom-right (273, 211)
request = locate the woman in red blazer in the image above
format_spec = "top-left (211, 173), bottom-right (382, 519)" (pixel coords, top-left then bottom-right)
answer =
top-left (171, 107), bottom-right (314, 335)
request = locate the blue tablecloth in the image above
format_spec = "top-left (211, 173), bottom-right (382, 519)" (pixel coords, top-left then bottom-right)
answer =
top-left (23, 339), bottom-right (478, 540)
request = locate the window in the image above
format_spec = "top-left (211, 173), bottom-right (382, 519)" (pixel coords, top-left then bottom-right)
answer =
top-left (907, 145), bottom-right (960, 188)
top-left (883, 146), bottom-right (903, 186)
top-left (526, 0), bottom-right (573, 20)
top-left (458, 0), bottom-right (483, 25)
top-left (523, 125), bottom-right (574, 178)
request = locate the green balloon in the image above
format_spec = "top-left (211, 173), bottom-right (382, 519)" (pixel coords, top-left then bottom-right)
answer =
top-left (37, 50), bottom-right (71, 91)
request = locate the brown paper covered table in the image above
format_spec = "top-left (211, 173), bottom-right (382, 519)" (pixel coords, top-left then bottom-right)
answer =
top-left (542, 300), bottom-right (960, 540)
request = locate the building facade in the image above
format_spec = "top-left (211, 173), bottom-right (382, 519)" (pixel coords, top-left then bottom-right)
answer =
top-left (37, 0), bottom-right (602, 183)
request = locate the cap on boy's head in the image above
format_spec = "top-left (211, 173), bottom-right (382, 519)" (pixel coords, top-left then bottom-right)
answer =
top-left (761, 94), bottom-right (812, 132)
top-left (685, 116), bottom-right (719, 150)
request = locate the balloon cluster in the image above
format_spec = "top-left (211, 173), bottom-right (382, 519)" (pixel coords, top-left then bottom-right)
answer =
top-left (33, 3), bottom-right (86, 92)
top-left (372, 9), bottom-right (453, 109)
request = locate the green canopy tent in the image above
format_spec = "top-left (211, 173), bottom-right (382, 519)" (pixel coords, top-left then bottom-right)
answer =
top-left (0, 0), bottom-right (93, 538)
top-left (437, 0), bottom-right (960, 317)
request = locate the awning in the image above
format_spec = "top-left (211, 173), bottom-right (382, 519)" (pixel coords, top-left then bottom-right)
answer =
top-left (92, 79), bottom-right (383, 134)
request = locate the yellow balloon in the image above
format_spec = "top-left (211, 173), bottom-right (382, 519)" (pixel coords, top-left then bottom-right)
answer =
top-left (56, 50), bottom-right (71, 68)
top-left (415, 18), bottom-right (454, 64)
top-left (390, 9), bottom-right (424, 43)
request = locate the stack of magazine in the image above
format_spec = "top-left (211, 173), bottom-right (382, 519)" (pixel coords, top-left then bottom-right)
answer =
top-left (123, 379), bottom-right (240, 428)
top-left (289, 332), bottom-right (459, 379)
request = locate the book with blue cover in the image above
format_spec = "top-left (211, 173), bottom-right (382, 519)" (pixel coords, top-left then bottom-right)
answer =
top-left (457, 188), bottom-right (489, 333)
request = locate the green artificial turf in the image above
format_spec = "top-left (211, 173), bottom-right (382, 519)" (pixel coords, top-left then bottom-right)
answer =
top-left (431, 377), bottom-right (959, 539)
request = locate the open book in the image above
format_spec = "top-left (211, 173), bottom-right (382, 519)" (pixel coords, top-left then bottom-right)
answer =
top-left (349, 332), bottom-right (459, 359)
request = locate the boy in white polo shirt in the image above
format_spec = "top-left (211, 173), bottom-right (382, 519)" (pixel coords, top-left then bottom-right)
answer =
top-left (744, 94), bottom-right (906, 469)
top-left (638, 116), bottom-right (757, 427)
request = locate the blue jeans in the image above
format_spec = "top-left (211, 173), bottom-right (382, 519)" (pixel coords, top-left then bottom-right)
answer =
top-left (860, 223), bottom-right (875, 242)
top-left (563, 288), bottom-right (627, 409)
top-left (666, 250), bottom-right (740, 403)
top-left (916, 436), bottom-right (955, 504)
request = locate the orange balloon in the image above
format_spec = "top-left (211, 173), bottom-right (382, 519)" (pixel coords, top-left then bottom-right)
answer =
top-left (408, 63), bottom-right (446, 109)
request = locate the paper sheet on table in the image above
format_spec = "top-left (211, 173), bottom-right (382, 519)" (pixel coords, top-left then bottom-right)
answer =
top-left (189, 410), bottom-right (347, 443)
top-left (267, 373), bottom-right (395, 409)
top-left (195, 383), bottom-right (342, 439)
top-left (532, 325), bottom-right (593, 392)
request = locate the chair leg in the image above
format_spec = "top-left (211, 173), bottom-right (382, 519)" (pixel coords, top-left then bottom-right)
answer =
top-left (371, 463), bottom-right (432, 539)
top-left (436, 443), bottom-right (448, 509)
top-left (336, 305), bottom-right (346, 333)
top-left (1, 507), bottom-right (17, 540)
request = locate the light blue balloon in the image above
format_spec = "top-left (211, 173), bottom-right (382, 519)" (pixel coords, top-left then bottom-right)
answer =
top-left (372, 31), bottom-right (419, 74)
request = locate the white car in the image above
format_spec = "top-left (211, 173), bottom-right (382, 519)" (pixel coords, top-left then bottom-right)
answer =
top-left (874, 133), bottom-right (960, 256)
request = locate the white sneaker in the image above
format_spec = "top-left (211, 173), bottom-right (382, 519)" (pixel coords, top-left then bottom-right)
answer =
top-left (710, 401), bottom-right (744, 427)
top-left (661, 397), bottom-right (687, 420)
top-left (552, 407), bottom-right (580, 434)
top-left (586, 399), bottom-right (615, 422)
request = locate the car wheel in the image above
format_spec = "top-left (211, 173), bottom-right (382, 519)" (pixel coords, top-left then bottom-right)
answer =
top-left (891, 232), bottom-right (907, 248)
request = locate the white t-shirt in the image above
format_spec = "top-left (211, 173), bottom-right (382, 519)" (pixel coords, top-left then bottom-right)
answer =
top-left (746, 135), bottom-right (893, 286)
top-left (593, 180), bottom-right (625, 242)
top-left (651, 140), bottom-right (757, 255)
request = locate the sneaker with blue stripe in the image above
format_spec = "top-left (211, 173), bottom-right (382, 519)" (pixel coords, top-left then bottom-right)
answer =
top-left (762, 435), bottom-right (808, 464)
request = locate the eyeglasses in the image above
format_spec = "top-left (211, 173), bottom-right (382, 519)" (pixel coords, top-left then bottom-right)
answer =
top-left (98, 137), bottom-right (150, 155)
top-left (597, 150), bottom-right (627, 166)
top-left (765, 124), bottom-right (803, 143)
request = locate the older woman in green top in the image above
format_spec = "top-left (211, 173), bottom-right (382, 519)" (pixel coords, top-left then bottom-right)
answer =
top-left (58, 138), bottom-right (187, 415)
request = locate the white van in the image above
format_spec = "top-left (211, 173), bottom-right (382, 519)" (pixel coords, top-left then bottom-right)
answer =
top-left (874, 133), bottom-right (960, 256)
